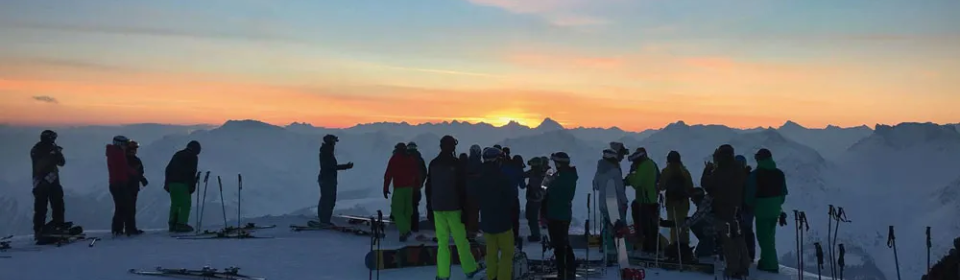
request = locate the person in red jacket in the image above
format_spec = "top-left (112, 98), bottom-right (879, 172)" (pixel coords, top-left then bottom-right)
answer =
top-left (384, 143), bottom-right (422, 241)
top-left (106, 136), bottom-right (138, 236)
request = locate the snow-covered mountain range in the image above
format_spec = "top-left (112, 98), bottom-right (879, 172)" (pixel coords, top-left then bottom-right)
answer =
top-left (1, 118), bottom-right (957, 280)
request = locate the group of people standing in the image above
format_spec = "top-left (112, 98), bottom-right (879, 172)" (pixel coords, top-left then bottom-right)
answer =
top-left (29, 130), bottom-right (203, 242)
top-left (605, 142), bottom-right (789, 278)
top-left (378, 135), bottom-right (579, 280)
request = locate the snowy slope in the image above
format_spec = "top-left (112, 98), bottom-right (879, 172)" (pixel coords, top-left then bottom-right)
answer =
top-left (1, 214), bottom-right (838, 280)
top-left (776, 121), bottom-right (872, 159)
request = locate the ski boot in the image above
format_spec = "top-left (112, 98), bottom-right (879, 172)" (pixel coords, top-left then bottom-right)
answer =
top-left (126, 229), bottom-right (145, 236)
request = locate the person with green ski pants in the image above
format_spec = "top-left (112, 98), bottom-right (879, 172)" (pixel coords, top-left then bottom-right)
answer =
top-left (384, 143), bottom-right (421, 241)
top-left (476, 146), bottom-right (516, 280)
top-left (164, 141), bottom-right (201, 233)
top-left (426, 136), bottom-right (480, 280)
top-left (744, 148), bottom-right (788, 273)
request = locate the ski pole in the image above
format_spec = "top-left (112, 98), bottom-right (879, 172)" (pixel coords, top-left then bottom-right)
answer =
top-left (194, 171), bottom-right (201, 232)
top-left (926, 226), bottom-right (931, 274)
top-left (799, 211), bottom-right (809, 280)
top-left (368, 214), bottom-right (375, 280)
top-left (218, 176), bottom-right (227, 230)
top-left (794, 210), bottom-right (800, 280)
top-left (837, 244), bottom-right (846, 280)
top-left (670, 207), bottom-right (683, 271)
top-left (237, 173), bottom-right (242, 235)
top-left (198, 171), bottom-right (211, 233)
top-left (656, 193), bottom-right (664, 267)
top-left (814, 242), bottom-right (823, 280)
top-left (827, 205), bottom-right (835, 279)
top-left (585, 192), bottom-right (591, 277)
top-left (377, 210), bottom-right (383, 280)
top-left (887, 225), bottom-right (901, 280)
top-left (831, 206), bottom-right (850, 279)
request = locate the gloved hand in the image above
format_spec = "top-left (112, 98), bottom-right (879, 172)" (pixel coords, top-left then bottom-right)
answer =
top-left (779, 212), bottom-right (788, 227)
top-left (141, 178), bottom-right (149, 187)
top-left (383, 190), bottom-right (390, 199)
top-left (345, 162), bottom-right (354, 169)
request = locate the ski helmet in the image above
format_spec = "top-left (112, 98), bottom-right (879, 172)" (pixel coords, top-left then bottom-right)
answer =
top-left (394, 142), bottom-right (407, 152)
top-left (440, 135), bottom-right (458, 146)
top-left (40, 130), bottom-right (57, 142)
top-left (112, 135), bottom-right (129, 146)
top-left (551, 152), bottom-right (570, 164)
top-left (628, 148), bottom-right (647, 162)
top-left (469, 144), bottom-right (482, 156)
top-left (735, 155), bottom-right (747, 166)
top-left (754, 148), bottom-right (772, 161)
top-left (406, 142), bottom-right (418, 151)
top-left (322, 134), bottom-right (339, 145)
top-left (528, 157), bottom-right (543, 167)
top-left (602, 149), bottom-right (618, 160)
top-left (482, 147), bottom-right (501, 162)
top-left (187, 140), bottom-right (202, 154)
top-left (668, 151), bottom-right (681, 164)
top-left (128, 140), bottom-right (140, 149)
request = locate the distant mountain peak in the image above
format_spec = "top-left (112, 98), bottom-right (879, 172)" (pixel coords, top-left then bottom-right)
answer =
top-left (663, 120), bottom-right (689, 130)
top-left (779, 120), bottom-right (805, 130)
top-left (535, 118), bottom-right (564, 131)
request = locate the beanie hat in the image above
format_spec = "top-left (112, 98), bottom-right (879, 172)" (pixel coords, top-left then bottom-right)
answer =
top-left (667, 150), bottom-right (681, 164)
top-left (755, 148), bottom-right (773, 161)
top-left (187, 140), bottom-right (202, 154)
top-left (482, 147), bottom-right (501, 162)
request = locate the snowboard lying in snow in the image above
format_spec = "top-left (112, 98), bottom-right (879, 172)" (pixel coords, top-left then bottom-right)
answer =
top-left (365, 244), bottom-right (486, 270)
top-left (289, 221), bottom-right (381, 237)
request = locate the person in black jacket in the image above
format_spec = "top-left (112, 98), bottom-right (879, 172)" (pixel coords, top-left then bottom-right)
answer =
top-left (317, 134), bottom-right (354, 226)
top-left (120, 140), bottom-right (149, 236)
top-left (30, 130), bottom-right (68, 239)
top-left (164, 141), bottom-right (201, 232)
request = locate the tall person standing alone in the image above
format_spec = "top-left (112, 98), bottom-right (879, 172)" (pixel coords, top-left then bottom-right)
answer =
top-left (164, 140), bottom-right (201, 233)
top-left (30, 130), bottom-right (69, 241)
top-left (426, 135), bottom-right (480, 280)
top-left (317, 134), bottom-right (354, 226)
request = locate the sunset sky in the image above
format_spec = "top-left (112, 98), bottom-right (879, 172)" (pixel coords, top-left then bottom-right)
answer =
top-left (1, 0), bottom-right (958, 131)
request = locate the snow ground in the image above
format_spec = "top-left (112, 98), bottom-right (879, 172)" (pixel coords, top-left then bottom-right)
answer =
top-left (1, 215), bottom-right (834, 280)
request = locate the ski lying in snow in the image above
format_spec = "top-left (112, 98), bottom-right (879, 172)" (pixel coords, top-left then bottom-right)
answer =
top-left (337, 214), bottom-right (394, 224)
top-left (129, 266), bottom-right (265, 280)
top-left (628, 256), bottom-right (714, 274)
top-left (176, 230), bottom-right (273, 240)
top-left (222, 223), bottom-right (277, 232)
top-left (41, 233), bottom-right (90, 247)
top-left (290, 223), bottom-right (379, 236)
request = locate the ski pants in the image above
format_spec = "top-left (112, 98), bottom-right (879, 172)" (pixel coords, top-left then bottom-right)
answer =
top-left (317, 181), bottom-right (337, 224)
top-left (739, 207), bottom-right (757, 261)
top-left (411, 187), bottom-right (421, 232)
top-left (111, 183), bottom-right (139, 233)
top-left (433, 210), bottom-right (479, 278)
top-left (32, 179), bottom-right (65, 233)
top-left (665, 199), bottom-right (690, 245)
top-left (755, 216), bottom-right (780, 271)
top-left (390, 187), bottom-right (414, 236)
top-left (718, 221), bottom-right (751, 276)
top-left (631, 200), bottom-right (659, 253)
top-left (168, 183), bottom-right (192, 226)
top-left (525, 200), bottom-right (542, 238)
top-left (485, 230), bottom-right (515, 280)
top-left (547, 219), bottom-right (577, 278)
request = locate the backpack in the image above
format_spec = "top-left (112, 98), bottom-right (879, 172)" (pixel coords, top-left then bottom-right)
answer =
top-left (664, 169), bottom-right (688, 201)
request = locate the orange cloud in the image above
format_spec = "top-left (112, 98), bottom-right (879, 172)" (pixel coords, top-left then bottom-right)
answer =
top-left (465, 0), bottom-right (620, 26)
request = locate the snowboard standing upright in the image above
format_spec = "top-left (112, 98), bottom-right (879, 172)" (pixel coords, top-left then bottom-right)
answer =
top-left (605, 179), bottom-right (630, 270)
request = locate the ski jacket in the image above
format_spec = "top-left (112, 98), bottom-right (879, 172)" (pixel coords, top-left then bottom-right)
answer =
top-left (127, 154), bottom-right (148, 187)
top-left (626, 158), bottom-right (659, 204)
top-left (384, 152), bottom-right (422, 192)
top-left (319, 143), bottom-right (350, 184)
top-left (165, 148), bottom-right (199, 188)
top-left (700, 156), bottom-right (746, 221)
top-left (659, 163), bottom-right (695, 203)
top-left (466, 150), bottom-right (483, 198)
top-left (427, 152), bottom-right (466, 212)
top-left (500, 163), bottom-right (523, 199)
top-left (745, 158), bottom-right (788, 220)
top-left (410, 150), bottom-right (428, 187)
top-left (30, 141), bottom-right (65, 180)
top-left (545, 166), bottom-right (578, 221)
top-left (106, 145), bottom-right (136, 185)
top-left (523, 167), bottom-right (548, 201)
top-left (476, 161), bottom-right (514, 234)
top-left (684, 195), bottom-right (717, 237)
top-left (594, 159), bottom-right (627, 219)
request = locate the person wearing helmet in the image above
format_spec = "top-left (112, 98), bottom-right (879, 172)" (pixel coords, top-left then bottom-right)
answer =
top-left (700, 144), bottom-right (750, 278)
top-left (406, 142), bottom-right (428, 232)
top-left (107, 136), bottom-right (139, 236)
top-left (317, 134), bottom-right (354, 226)
top-left (595, 148), bottom-right (628, 259)
top-left (30, 130), bottom-right (68, 240)
top-left (383, 143), bottom-right (421, 241)
top-left (463, 144), bottom-right (484, 238)
top-left (164, 140), bottom-right (202, 233)
top-left (476, 147), bottom-right (516, 280)
top-left (425, 135), bottom-right (480, 280)
top-left (523, 156), bottom-right (550, 242)
top-left (123, 141), bottom-right (149, 236)
top-left (544, 152), bottom-right (578, 279)
top-left (745, 149), bottom-right (788, 273)
top-left (659, 150), bottom-right (696, 262)
top-left (625, 147), bottom-right (661, 253)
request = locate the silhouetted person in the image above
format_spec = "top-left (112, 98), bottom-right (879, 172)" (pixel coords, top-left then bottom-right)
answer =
top-left (124, 140), bottom-right (148, 236)
top-left (164, 140), bottom-right (201, 232)
top-left (30, 130), bottom-right (67, 240)
top-left (317, 134), bottom-right (353, 226)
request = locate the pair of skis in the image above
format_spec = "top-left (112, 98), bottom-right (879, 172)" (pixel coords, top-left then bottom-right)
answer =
top-left (130, 266), bottom-right (265, 280)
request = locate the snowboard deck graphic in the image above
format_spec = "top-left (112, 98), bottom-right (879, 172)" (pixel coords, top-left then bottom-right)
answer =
top-left (129, 266), bottom-right (266, 280)
top-left (364, 244), bottom-right (485, 270)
